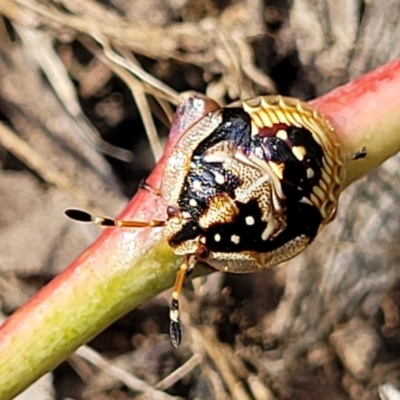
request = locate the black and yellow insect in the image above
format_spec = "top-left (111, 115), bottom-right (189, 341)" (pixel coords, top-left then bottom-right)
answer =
top-left (66, 95), bottom-right (346, 348)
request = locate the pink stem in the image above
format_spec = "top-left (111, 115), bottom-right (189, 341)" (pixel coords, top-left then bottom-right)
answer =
top-left (1, 62), bottom-right (400, 399)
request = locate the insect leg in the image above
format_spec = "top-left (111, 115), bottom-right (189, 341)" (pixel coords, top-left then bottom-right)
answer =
top-left (169, 254), bottom-right (197, 348)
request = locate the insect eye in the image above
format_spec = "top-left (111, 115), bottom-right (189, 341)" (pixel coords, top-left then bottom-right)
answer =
top-left (167, 206), bottom-right (179, 218)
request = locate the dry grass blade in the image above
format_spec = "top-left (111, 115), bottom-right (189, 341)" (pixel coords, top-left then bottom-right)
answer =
top-left (378, 383), bottom-right (400, 400)
top-left (191, 327), bottom-right (251, 400)
top-left (155, 354), bottom-right (202, 391)
top-left (247, 375), bottom-right (277, 400)
top-left (1, 0), bottom-right (277, 109)
top-left (79, 36), bottom-right (166, 161)
top-left (85, 37), bottom-right (176, 124)
top-left (117, 48), bottom-right (165, 161)
top-left (155, 98), bottom-right (175, 125)
top-left (233, 35), bottom-right (277, 94)
top-left (96, 35), bottom-right (179, 105)
top-left (127, 75), bottom-right (163, 162)
top-left (0, 121), bottom-right (105, 215)
top-left (75, 346), bottom-right (179, 400)
top-left (68, 353), bottom-right (95, 383)
top-left (214, 26), bottom-right (254, 100)
top-left (245, 0), bottom-right (266, 37)
top-left (15, 25), bottom-right (132, 162)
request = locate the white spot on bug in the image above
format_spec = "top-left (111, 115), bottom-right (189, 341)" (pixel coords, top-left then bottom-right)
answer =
top-left (189, 199), bottom-right (197, 207)
top-left (245, 216), bottom-right (255, 226)
top-left (214, 172), bottom-right (225, 185)
top-left (182, 211), bottom-right (191, 219)
top-left (292, 146), bottom-right (306, 161)
top-left (231, 234), bottom-right (240, 244)
top-left (214, 233), bottom-right (221, 242)
top-left (300, 197), bottom-right (312, 205)
top-left (200, 236), bottom-right (207, 244)
top-left (192, 180), bottom-right (202, 191)
top-left (254, 146), bottom-right (264, 159)
top-left (93, 217), bottom-right (104, 225)
top-left (276, 129), bottom-right (288, 140)
top-left (307, 168), bottom-right (315, 179)
top-left (170, 309), bottom-right (179, 322)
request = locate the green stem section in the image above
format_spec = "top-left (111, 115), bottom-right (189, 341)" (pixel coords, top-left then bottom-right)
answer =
top-left (0, 149), bottom-right (183, 398)
top-left (1, 61), bottom-right (400, 399)
top-left (312, 58), bottom-right (400, 187)
top-left (0, 231), bottom-right (180, 398)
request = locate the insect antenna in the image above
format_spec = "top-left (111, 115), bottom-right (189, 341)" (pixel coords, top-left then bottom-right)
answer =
top-left (64, 209), bottom-right (166, 228)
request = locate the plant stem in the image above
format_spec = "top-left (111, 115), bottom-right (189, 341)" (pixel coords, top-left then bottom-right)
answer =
top-left (1, 61), bottom-right (400, 399)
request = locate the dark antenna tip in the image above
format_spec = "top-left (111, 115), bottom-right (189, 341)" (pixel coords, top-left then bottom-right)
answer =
top-left (64, 209), bottom-right (93, 223)
top-left (169, 321), bottom-right (182, 348)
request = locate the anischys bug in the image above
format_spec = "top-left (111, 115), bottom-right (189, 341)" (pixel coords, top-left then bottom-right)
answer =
top-left (66, 95), bottom-right (354, 348)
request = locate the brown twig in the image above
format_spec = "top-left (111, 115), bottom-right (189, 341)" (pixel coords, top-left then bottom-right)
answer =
top-left (155, 354), bottom-right (202, 391)
top-left (0, 121), bottom-right (105, 215)
top-left (15, 25), bottom-right (132, 161)
top-left (75, 346), bottom-right (179, 400)
top-left (191, 327), bottom-right (252, 400)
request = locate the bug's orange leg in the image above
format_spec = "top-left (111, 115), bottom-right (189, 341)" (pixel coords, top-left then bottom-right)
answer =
top-left (64, 209), bottom-right (166, 228)
top-left (169, 254), bottom-right (197, 348)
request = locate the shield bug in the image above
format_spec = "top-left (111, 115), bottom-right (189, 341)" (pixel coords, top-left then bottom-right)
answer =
top-left (66, 95), bottom-right (348, 347)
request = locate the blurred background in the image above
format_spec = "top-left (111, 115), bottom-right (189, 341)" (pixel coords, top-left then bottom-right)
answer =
top-left (1, 0), bottom-right (400, 399)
